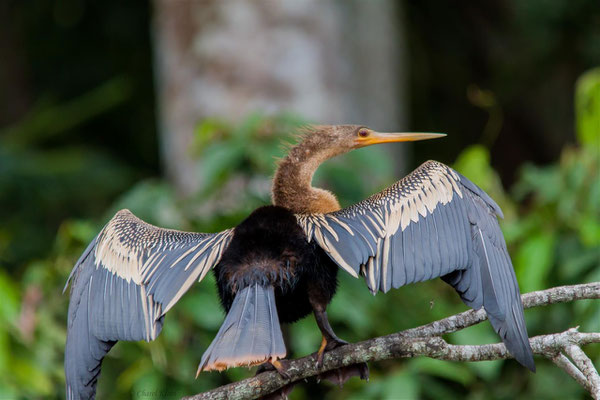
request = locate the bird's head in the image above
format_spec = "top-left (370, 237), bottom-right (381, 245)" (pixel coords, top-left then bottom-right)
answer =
top-left (309, 125), bottom-right (446, 153)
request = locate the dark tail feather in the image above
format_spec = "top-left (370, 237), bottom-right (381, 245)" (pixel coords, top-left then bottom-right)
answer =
top-left (474, 225), bottom-right (536, 371)
top-left (198, 283), bottom-right (286, 373)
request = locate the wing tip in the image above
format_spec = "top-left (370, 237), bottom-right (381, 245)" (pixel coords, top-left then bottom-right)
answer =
top-left (524, 357), bottom-right (536, 373)
top-left (453, 169), bottom-right (504, 218)
top-left (513, 345), bottom-right (536, 372)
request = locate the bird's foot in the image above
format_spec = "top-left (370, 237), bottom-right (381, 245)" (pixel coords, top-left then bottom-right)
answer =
top-left (256, 359), bottom-right (291, 380)
top-left (313, 336), bottom-right (369, 387)
top-left (315, 336), bottom-right (348, 369)
top-left (256, 360), bottom-right (297, 400)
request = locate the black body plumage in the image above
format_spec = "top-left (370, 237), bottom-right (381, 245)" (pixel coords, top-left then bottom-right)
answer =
top-left (197, 206), bottom-right (341, 372)
top-left (214, 205), bottom-right (339, 324)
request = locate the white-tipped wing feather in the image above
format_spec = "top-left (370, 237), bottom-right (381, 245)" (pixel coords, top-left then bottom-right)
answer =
top-left (297, 160), bottom-right (535, 371)
top-left (64, 209), bottom-right (233, 400)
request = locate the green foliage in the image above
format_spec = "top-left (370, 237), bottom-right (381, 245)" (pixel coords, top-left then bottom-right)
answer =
top-left (1, 77), bottom-right (132, 148)
top-left (576, 67), bottom-right (600, 148)
top-left (0, 75), bottom-right (140, 271)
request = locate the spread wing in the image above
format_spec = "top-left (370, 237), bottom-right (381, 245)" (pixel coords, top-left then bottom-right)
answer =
top-left (64, 209), bottom-right (233, 400)
top-left (296, 160), bottom-right (535, 371)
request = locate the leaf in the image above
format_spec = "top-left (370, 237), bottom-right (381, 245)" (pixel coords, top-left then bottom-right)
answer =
top-left (328, 275), bottom-right (374, 337)
top-left (411, 358), bottom-right (475, 385)
top-left (108, 179), bottom-right (185, 229)
top-left (196, 141), bottom-right (245, 193)
top-left (13, 357), bottom-right (53, 396)
top-left (451, 323), bottom-right (503, 380)
top-left (0, 271), bottom-right (19, 326)
top-left (514, 163), bottom-right (562, 203)
top-left (179, 288), bottom-right (224, 330)
top-left (0, 331), bottom-right (9, 375)
top-left (578, 218), bottom-right (600, 247)
top-left (515, 232), bottom-right (556, 292)
top-left (575, 67), bottom-right (600, 149)
top-left (530, 363), bottom-right (582, 399)
top-left (560, 245), bottom-right (599, 281)
top-left (0, 385), bottom-right (18, 400)
top-left (117, 358), bottom-right (152, 392)
top-left (453, 145), bottom-right (493, 191)
top-left (380, 368), bottom-right (420, 399)
top-left (288, 318), bottom-right (321, 356)
top-left (193, 118), bottom-right (230, 151)
top-left (1, 76), bottom-right (132, 147)
top-left (130, 369), bottom-right (165, 400)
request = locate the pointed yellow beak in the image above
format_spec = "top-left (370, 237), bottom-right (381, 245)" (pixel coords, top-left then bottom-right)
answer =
top-left (354, 130), bottom-right (446, 148)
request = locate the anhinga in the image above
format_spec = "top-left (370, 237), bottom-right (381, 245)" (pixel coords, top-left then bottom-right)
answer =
top-left (64, 125), bottom-right (535, 399)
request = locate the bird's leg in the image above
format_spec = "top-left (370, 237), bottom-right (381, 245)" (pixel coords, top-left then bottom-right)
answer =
top-left (316, 336), bottom-right (327, 366)
top-left (311, 305), bottom-right (369, 385)
top-left (269, 359), bottom-right (291, 380)
top-left (313, 306), bottom-right (348, 368)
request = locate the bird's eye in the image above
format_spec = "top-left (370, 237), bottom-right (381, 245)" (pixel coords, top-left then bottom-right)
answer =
top-left (358, 129), bottom-right (369, 138)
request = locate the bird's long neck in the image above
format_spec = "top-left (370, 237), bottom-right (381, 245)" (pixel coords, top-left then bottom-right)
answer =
top-left (272, 133), bottom-right (344, 214)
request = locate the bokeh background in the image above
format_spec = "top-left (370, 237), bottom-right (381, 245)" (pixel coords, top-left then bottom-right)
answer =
top-left (1, 1), bottom-right (599, 399)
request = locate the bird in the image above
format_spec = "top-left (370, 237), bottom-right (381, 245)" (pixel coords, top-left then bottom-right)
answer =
top-left (64, 125), bottom-right (535, 399)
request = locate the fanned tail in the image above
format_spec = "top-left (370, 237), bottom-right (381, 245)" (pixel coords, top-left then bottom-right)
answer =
top-left (198, 283), bottom-right (286, 374)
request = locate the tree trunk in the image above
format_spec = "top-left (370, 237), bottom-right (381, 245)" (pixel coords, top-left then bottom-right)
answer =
top-left (153, 0), bottom-right (407, 195)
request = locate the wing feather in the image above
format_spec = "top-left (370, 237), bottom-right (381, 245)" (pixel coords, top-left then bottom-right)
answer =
top-left (297, 160), bottom-right (535, 371)
top-left (64, 209), bottom-right (233, 399)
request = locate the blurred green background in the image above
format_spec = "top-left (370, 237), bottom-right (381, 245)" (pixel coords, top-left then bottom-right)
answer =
top-left (0, 1), bottom-right (599, 399)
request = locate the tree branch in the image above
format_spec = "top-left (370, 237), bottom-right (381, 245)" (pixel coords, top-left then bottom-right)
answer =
top-left (549, 352), bottom-right (589, 390)
top-left (183, 282), bottom-right (600, 400)
top-left (564, 343), bottom-right (600, 398)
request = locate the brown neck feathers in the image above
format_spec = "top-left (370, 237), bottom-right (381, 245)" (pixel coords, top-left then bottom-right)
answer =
top-left (272, 130), bottom-right (344, 214)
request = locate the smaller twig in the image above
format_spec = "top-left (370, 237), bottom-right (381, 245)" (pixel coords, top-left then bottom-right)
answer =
top-left (565, 344), bottom-right (600, 399)
top-left (548, 353), bottom-right (589, 390)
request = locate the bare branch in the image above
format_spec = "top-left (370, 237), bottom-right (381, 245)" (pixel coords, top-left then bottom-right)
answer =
top-left (401, 282), bottom-right (600, 338)
top-left (548, 353), bottom-right (589, 390)
top-left (183, 282), bottom-right (600, 400)
top-left (565, 344), bottom-right (600, 399)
